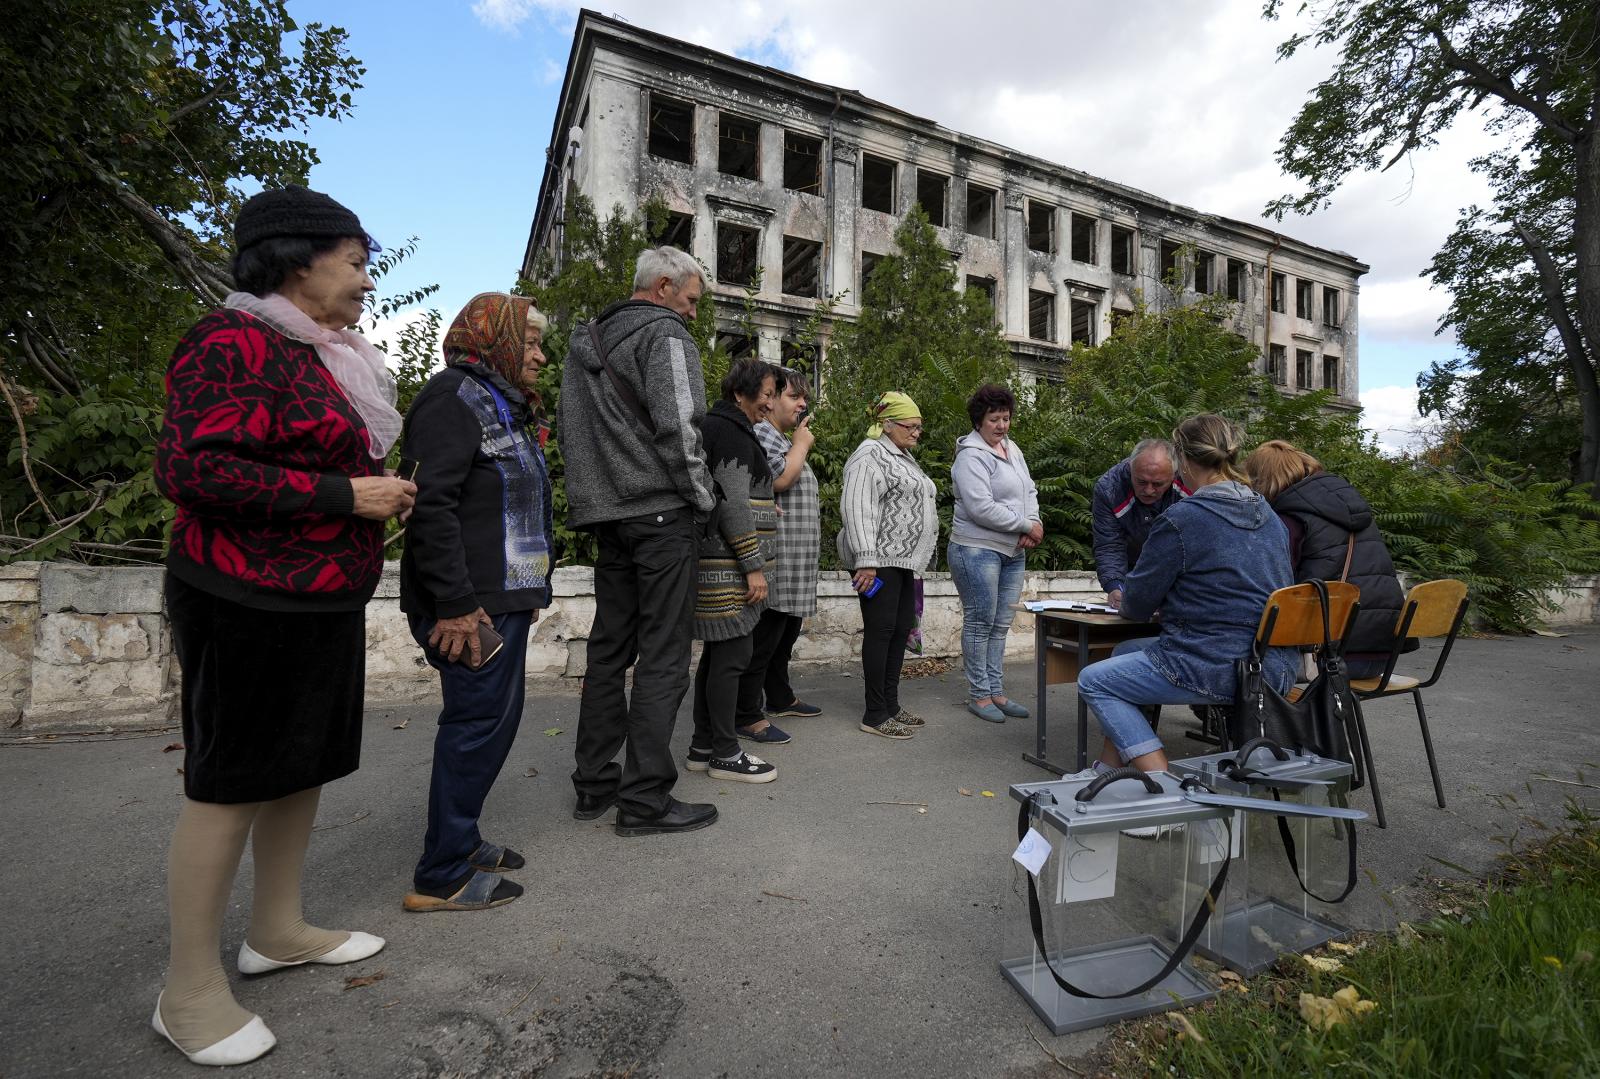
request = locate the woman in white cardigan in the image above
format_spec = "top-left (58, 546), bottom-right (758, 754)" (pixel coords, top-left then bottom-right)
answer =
top-left (839, 392), bottom-right (938, 739)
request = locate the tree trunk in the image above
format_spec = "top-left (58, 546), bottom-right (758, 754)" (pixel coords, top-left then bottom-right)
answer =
top-left (1567, 129), bottom-right (1600, 496)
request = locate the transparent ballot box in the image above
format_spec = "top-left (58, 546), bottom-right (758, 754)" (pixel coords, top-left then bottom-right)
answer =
top-left (1002, 770), bottom-right (1230, 1034)
top-left (1169, 740), bottom-right (1356, 975)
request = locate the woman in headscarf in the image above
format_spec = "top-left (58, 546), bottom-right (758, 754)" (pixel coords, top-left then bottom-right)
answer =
top-left (839, 391), bottom-right (939, 739)
top-left (152, 186), bottom-right (416, 1066)
top-left (398, 292), bottom-right (555, 912)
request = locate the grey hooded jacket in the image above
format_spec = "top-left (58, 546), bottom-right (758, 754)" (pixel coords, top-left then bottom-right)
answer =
top-left (557, 300), bottom-right (716, 528)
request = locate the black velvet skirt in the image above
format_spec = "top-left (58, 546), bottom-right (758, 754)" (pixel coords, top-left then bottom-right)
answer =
top-left (166, 573), bottom-right (365, 803)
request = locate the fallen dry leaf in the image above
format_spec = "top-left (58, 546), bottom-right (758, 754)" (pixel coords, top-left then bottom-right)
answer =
top-left (523, 766), bottom-right (539, 778)
top-left (543, 727), bottom-right (563, 737)
top-left (162, 742), bottom-right (184, 753)
top-left (1217, 970), bottom-right (1243, 982)
top-left (343, 970), bottom-right (388, 991)
top-left (1170, 1011), bottom-right (1205, 1043)
top-left (958, 788), bottom-right (973, 797)
top-left (980, 790), bottom-right (995, 798)
top-left (392, 719), bottom-right (409, 730)
top-left (1302, 955), bottom-right (1343, 973)
top-left (917, 807), bottom-right (928, 814)
top-left (1328, 940), bottom-right (1362, 954)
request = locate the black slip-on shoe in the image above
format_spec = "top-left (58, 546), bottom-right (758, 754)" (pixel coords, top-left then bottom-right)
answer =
top-left (573, 792), bottom-right (618, 821)
top-left (614, 798), bottom-right (719, 837)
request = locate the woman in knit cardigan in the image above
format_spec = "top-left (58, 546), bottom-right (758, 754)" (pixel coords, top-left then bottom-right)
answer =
top-left (686, 358), bottom-right (781, 783)
top-left (839, 391), bottom-right (939, 739)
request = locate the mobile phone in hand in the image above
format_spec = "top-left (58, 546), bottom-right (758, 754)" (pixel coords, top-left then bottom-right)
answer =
top-left (465, 622), bottom-right (504, 669)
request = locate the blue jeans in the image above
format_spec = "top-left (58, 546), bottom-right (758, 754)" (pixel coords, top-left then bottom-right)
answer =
top-left (1077, 637), bottom-right (1213, 763)
top-left (947, 542), bottom-right (1026, 700)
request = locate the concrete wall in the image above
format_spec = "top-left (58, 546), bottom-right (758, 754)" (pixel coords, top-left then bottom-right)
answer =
top-left (3, 562), bottom-right (1596, 733)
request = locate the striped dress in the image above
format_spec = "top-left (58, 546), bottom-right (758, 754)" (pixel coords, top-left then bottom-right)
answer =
top-left (693, 400), bottom-right (777, 640)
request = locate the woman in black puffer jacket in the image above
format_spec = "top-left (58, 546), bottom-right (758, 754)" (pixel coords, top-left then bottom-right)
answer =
top-left (1245, 440), bottom-right (1411, 678)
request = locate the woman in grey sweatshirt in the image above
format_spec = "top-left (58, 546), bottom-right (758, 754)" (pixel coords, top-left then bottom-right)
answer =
top-left (948, 384), bottom-right (1041, 724)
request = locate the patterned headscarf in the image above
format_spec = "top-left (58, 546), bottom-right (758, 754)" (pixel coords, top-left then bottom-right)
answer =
top-left (443, 292), bottom-right (541, 405)
top-left (867, 390), bottom-right (922, 439)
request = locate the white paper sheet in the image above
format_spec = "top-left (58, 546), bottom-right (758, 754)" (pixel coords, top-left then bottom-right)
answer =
top-left (1054, 830), bottom-right (1119, 903)
top-left (1195, 812), bottom-right (1244, 865)
top-left (1012, 826), bottom-right (1053, 876)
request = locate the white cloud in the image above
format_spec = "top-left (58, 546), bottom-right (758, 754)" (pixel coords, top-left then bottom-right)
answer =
top-left (1360, 384), bottom-right (1441, 456)
top-left (361, 309), bottom-right (445, 376)
top-left (471, 0), bottom-right (540, 31)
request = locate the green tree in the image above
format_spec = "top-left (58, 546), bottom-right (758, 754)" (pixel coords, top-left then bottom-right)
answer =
top-left (1264, 0), bottom-right (1600, 495)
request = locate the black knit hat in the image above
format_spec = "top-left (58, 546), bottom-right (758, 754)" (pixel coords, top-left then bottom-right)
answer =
top-left (234, 185), bottom-right (375, 251)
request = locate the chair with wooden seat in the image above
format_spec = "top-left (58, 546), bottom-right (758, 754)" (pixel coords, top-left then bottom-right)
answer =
top-left (1347, 579), bottom-right (1470, 821)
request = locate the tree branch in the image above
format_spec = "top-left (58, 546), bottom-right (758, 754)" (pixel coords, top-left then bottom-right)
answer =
top-left (1429, 24), bottom-right (1583, 142)
top-left (1514, 219), bottom-right (1599, 393)
top-left (81, 160), bottom-right (232, 307)
top-left (166, 79), bottom-right (233, 126)
top-left (0, 369), bottom-right (60, 525)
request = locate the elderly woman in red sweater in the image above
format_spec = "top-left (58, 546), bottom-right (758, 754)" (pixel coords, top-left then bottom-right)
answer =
top-left (151, 186), bottom-right (415, 1066)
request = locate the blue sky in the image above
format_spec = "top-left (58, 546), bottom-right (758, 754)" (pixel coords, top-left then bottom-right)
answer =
top-left (296, 1), bottom-right (1486, 451)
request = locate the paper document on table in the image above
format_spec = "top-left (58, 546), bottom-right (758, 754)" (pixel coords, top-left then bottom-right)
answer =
top-left (1023, 600), bottom-right (1121, 614)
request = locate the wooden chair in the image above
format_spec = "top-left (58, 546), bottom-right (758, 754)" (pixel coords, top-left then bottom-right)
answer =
top-left (1348, 579), bottom-right (1470, 822)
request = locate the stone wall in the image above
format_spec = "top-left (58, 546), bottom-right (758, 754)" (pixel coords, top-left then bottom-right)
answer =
top-left (3, 561), bottom-right (1597, 732)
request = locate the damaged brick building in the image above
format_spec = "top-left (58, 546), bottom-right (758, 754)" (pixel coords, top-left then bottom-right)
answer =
top-left (525, 10), bottom-right (1365, 404)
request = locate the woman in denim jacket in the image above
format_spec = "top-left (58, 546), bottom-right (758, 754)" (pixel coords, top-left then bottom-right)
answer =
top-left (1077, 414), bottom-right (1297, 772)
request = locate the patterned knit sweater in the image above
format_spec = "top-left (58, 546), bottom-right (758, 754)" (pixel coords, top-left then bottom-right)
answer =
top-left (694, 401), bottom-right (777, 640)
top-left (839, 436), bottom-right (938, 573)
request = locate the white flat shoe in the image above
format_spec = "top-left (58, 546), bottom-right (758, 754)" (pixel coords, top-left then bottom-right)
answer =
top-left (237, 930), bottom-right (386, 975)
top-left (152, 993), bottom-right (276, 1066)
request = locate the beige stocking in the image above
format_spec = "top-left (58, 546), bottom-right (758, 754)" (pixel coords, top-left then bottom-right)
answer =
top-left (245, 785), bottom-right (349, 963)
top-left (161, 797), bottom-right (260, 1052)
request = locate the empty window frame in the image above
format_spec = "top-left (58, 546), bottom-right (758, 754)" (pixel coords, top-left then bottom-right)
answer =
top-left (1322, 354), bottom-right (1340, 392)
top-left (783, 131), bottom-right (823, 194)
top-left (966, 183), bottom-right (996, 239)
top-left (1296, 348), bottom-right (1314, 388)
top-left (1193, 250), bottom-right (1213, 294)
top-left (716, 223), bottom-right (760, 287)
top-left (966, 275), bottom-right (996, 311)
top-left (1323, 287), bottom-right (1341, 327)
top-left (1267, 343), bottom-right (1287, 385)
top-left (1226, 258), bottom-right (1247, 301)
top-left (1295, 279), bottom-right (1314, 320)
top-left (1070, 298), bottom-right (1097, 345)
top-left (1028, 289), bottom-right (1055, 341)
top-left (651, 211), bottom-right (693, 252)
top-left (1110, 225), bottom-right (1135, 275)
top-left (717, 332), bottom-right (756, 359)
top-left (781, 236), bottom-right (822, 298)
top-left (1160, 240), bottom-right (1183, 286)
top-left (860, 251), bottom-right (884, 298)
top-left (861, 154), bottom-right (896, 213)
top-left (915, 169), bottom-right (949, 227)
top-left (1070, 214), bottom-right (1097, 265)
top-left (1027, 202), bottom-right (1055, 254)
top-left (1270, 272), bottom-right (1287, 314)
top-left (647, 92), bottom-right (694, 164)
top-left (717, 113), bottom-right (760, 179)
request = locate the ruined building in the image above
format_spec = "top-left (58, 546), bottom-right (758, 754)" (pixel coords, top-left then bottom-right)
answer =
top-left (525, 11), bottom-right (1365, 404)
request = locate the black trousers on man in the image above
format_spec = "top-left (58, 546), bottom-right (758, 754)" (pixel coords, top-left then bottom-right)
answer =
top-left (734, 608), bottom-right (804, 727)
top-left (858, 567), bottom-right (917, 727)
top-left (571, 509), bottom-right (696, 818)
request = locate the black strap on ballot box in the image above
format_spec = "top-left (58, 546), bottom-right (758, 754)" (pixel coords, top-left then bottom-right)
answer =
top-left (1016, 769), bottom-right (1232, 1000)
top-left (1219, 739), bottom-right (1358, 905)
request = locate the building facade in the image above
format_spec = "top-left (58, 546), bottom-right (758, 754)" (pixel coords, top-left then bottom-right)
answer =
top-left (526, 11), bottom-right (1367, 404)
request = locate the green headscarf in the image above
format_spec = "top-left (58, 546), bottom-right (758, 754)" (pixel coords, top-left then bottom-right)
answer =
top-left (867, 390), bottom-right (921, 439)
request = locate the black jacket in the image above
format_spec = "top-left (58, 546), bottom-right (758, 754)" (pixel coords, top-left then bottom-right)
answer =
top-left (1272, 472), bottom-right (1404, 656)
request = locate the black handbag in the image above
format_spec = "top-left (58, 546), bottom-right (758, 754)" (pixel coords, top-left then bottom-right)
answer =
top-left (1229, 579), bottom-right (1363, 787)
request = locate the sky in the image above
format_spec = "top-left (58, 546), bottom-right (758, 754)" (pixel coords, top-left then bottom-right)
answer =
top-left (295, 0), bottom-right (1498, 453)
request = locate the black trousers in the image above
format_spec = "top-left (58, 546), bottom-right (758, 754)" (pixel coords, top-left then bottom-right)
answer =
top-left (735, 608), bottom-right (804, 726)
top-left (858, 567), bottom-right (917, 726)
top-left (694, 634), bottom-right (754, 761)
top-left (572, 509), bottom-right (697, 817)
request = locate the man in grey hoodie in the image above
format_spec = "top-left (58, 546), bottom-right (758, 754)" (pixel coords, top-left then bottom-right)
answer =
top-left (558, 246), bottom-right (718, 836)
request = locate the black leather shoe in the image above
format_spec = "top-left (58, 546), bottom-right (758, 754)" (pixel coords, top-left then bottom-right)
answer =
top-left (614, 798), bottom-right (718, 837)
top-left (573, 792), bottom-right (618, 820)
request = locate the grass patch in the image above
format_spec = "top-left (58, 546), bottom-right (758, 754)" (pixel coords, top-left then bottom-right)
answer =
top-left (1110, 801), bottom-right (1600, 1077)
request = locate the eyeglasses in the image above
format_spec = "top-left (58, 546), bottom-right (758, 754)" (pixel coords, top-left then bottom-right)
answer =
top-left (890, 421), bottom-right (924, 434)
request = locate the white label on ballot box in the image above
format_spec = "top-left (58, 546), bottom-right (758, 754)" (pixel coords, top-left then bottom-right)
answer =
top-left (1196, 812), bottom-right (1244, 864)
top-left (1054, 831), bottom-right (1118, 903)
top-left (1012, 827), bottom-right (1052, 876)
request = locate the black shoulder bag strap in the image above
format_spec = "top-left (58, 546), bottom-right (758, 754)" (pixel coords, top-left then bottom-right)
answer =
top-left (587, 321), bottom-right (655, 435)
top-left (1016, 774), bottom-right (1232, 1000)
top-left (1222, 739), bottom-right (1358, 905)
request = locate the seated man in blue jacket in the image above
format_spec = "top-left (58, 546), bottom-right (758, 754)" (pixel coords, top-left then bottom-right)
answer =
top-left (1091, 439), bottom-right (1188, 609)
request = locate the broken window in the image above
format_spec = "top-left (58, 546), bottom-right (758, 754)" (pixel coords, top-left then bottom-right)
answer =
top-left (1110, 225), bottom-right (1135, 275)
top-left (1028, 289), bottom-right (1055, 341)
top-left (1226, 258), bottom-right (1247, 301)
top-left (783, 131), bottom-right (822, 194)
top-left (1070, 214), bottom-right (1097, 264)
top-left (966, 275), bottom-right (995, 313)
top-left (1295, 279), bottom-right (1313, 320)
top-left (717, 113), bottom-right (760, 180)
top-left (1267, 343), bottom-right (1287, 385)
top-left (1027, 202), bottom-right (1055, 254)
top-left (781, 236), bottom-right (822, 298)
top-left (717, 332), bottom-right (756, 359)
top-left (1160, 240), bottom-right (1183, 286)
top-left (861, 154), bottom-right (896, 213)
top-left (647, 92), bottom-right (694, 164)
top-left (651, 211), bottom-right (693, 252)
top-left (1296, 348), bottom-right (1313, 389)
top-left (1070, 298), bottom-right (1097, 345)
top-left (860, 251), bottom-right (884, 299)
top-left (1323, 287), bottom-right (1341, 327)
top-left (1322, 354), bottom-right (1340, 392)
top-left (1270, 272), bottom-right (1286, 314)
top-left (716, 222), bottom-right (760, 287)
top-left (916, 169), bottom-right (949, 227)
top-left (966, 183), bottom-right (996, 239)
top-left (1193, 250), bottom-right (1213, 294)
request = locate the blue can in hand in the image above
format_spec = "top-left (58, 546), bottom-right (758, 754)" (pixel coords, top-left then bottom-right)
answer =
top-left (860, 576), bottom-right (884, 599)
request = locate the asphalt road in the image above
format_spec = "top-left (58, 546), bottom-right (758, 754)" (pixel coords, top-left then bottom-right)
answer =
top-left (3, 626), bottom-right (1596, 1078)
